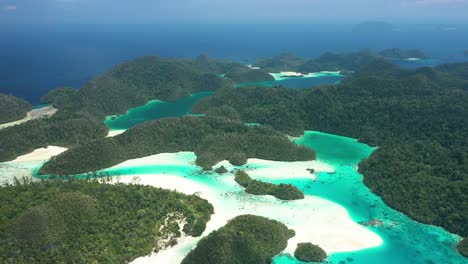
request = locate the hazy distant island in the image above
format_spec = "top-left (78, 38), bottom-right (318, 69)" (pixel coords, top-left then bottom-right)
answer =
top-left (0, 50), bottom-right (467, 263)
top-left (379, 48), bottom-right (428, 59)
top-left (352, 21), bottom-right (398, 33)
top-left (464, 50), bottom-right (468, 57)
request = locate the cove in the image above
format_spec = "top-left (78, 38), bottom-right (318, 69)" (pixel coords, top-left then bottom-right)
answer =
top-left (273, 131), bottom-right (465, 264)
top-left (104, 91), bottom-right (213, 130)
top-left (30, 131), bottom-right (466, 263)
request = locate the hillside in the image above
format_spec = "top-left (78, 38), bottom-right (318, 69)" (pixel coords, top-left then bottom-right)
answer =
top-left (192, 61), bottom-right (468, 237)
top-left (0, 94), bottom-right (31, 124)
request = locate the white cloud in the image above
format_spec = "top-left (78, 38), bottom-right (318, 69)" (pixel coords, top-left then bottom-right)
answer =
top-left (3, 5), bottom-right (16, 11)
top-left (402, 0), bottom-right (465, 6)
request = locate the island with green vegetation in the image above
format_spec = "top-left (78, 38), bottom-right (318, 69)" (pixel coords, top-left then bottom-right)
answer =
top-left (458, 237), bottom-right (468, 257)
top-left (39, 116), bottom-right (315, 175)
top-left (182, 215), bottom-right (295, 264)
top-left (0, 55), bottom-right (244, 162)
top-left (193, 59), bottom-right (468, 240)
top-left (252, 50), bottom-right (380, 73)
top-left (294, 243), bottom-right (327, 262)
top-left (0, 94), bottom-right (31, 124)
top-left (0, 179), bottom-right (213, 263)
top-left (379, 48), bottom-right (428, 59)
top-left (224, 68), bottom-right (274, 83)
top-left (235, 170), bottom-right (304, 200)
top-left (253, 53), bottom-right (308, 72)
top-left (1, 51), bottom-right (468, 262)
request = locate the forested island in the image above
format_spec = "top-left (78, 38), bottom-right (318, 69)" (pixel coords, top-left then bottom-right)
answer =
top-left (251, 49), bottom-right (426, 73)
top-left (0, 94), bottom-right (31, 124)
top-left (234, 170), bottom-right (304, 200)
top-left (0, 179), bottom-right (213, 263)
top-left (1, 51), bottom-right (467, 261)
top-left (294, 243), bottom-right (327, 262)
top-left (0, 56), bottom-right (273, 163)
top-left (193, 59), bottom-right (468, 239)
top-left (182, 215), bottom-right (295, 264)
top-left (39, 116), bottom-right (315, 175)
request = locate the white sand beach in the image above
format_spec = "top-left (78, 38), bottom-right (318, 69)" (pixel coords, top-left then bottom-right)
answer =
top-left (104, 152), bottom-right (382, 264)
top-left (0, 106), bottom-right (57, 130)
top-left (107, 129), bottom-right (126, 137)
top-left (270, 71), bottom-right (343, 81)
top-left (405, 58), bottom-right (422, 61)
top-left (246, 64), bottom-right (260, 70)
top-left (0, 146), bottom-right (67, 185)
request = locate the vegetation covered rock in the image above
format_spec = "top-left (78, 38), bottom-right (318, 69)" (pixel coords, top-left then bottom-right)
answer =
top-left (294, 243), bottom-right (327, 262)
top-left (458, 237), bottom-right (468, 258)
top-left (235, 170), bottom-right (304, 200)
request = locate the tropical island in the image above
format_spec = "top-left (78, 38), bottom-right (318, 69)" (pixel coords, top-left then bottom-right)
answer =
top-left (193, 58), bottom-right (468, 240)
top-left (0, 51), bottom-right (467, 263)
top-left (294, 243), bottom-right (328, 262)
top-left (234, 170), bottom-right (304, 200)
top-left (182, 215), bottom-right (295, 264)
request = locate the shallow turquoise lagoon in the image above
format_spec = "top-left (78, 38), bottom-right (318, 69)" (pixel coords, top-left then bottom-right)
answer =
top-left (104, 91), bottom-right (213, 130)
top-left (32, 131), bottom-right (466, 264)
top-left (271, 131), bottom-right (465, 264)
top-left (235, 75), bottom-right (345, 89)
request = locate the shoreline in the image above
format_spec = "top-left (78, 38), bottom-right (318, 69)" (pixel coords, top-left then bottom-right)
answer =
top-left (0, 106), bottom-right (57, 130)
top-left (101, 152), bottom-right (383, 264)
top-left (0, 146), bottom-right (67, 185)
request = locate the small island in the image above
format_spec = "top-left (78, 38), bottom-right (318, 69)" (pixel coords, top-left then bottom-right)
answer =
top-left (182, 215), bottom-right (295, 264)
top-left (464, 50), bottom-right (468, 58)
top-left (235, 170), bottom-right (305, 200)
top-left (294, 242), bottom-right (328, 262)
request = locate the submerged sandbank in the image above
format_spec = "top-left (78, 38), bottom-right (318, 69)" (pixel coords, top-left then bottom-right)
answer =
top-left (101, 152), bottom-right (382, 264)
top-left (0, 106), bottom-right (57, 130)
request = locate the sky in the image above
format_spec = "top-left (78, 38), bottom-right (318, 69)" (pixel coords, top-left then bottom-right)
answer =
top-left (1, 0), bottom-right (468, 24)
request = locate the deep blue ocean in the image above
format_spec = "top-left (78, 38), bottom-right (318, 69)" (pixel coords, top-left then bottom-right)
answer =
top-left (1, 21), bottom-right (468, 103)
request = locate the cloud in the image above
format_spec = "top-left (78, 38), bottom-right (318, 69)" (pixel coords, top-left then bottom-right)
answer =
top-left (3, 5), bottom-right (16, 11)
top-left (403, 0), bottom-right (465, 5)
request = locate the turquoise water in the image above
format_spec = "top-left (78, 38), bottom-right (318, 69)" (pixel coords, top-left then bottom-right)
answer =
top-left (32, 131), bottom-right (466, 263)
top-left (272, 131), bottom-right (465, 264)
top-left (235, 75), bottom-right (345, 89)
top-left (104, 91), bottom-right (213, 130)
